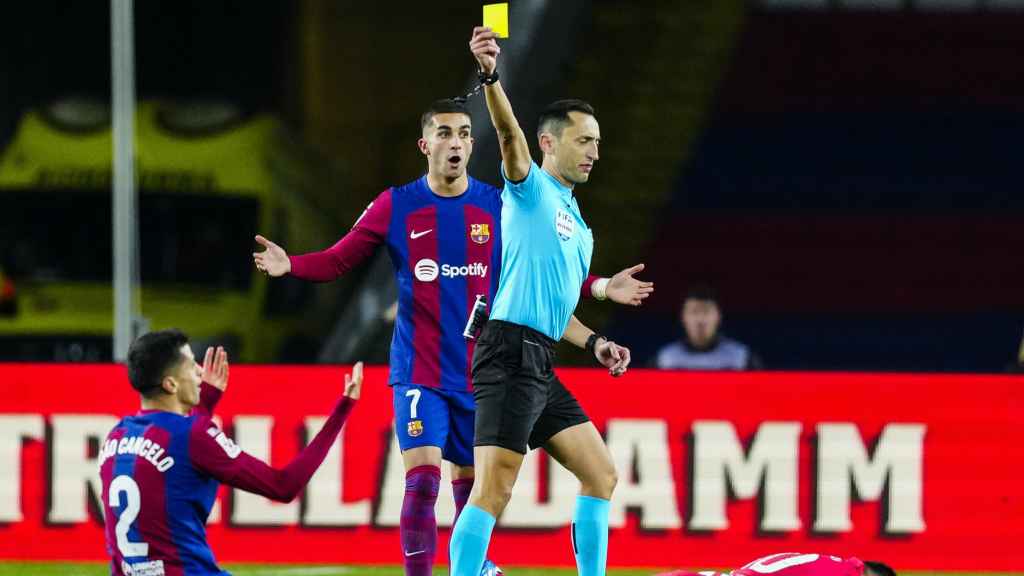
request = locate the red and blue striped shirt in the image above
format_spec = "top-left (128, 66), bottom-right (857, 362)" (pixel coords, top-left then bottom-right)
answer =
top-left (100, 384), bottom-right (354, 575)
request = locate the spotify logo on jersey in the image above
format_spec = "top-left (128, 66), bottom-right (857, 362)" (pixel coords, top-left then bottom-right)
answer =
top-left (414, 259), bottom-right (440, 282)
top-left (414, 259), bottom-right (488, 282)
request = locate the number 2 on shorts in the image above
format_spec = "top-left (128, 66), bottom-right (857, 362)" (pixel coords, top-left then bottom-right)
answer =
top-left (405, 388), bottom-right (421, 419)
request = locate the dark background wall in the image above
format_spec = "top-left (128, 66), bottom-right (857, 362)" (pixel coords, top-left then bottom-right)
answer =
top-left (607, 9), bottom-right (1024, 372)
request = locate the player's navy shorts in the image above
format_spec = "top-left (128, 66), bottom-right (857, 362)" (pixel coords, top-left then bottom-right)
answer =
top-left (392, 383), bottom-right (475, 466)
top-left (471, 319), bottom-right (590, 454)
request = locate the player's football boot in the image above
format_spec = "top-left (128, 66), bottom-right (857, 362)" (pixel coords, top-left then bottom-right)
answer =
top-left (480, 559), bottom-right (504, 576)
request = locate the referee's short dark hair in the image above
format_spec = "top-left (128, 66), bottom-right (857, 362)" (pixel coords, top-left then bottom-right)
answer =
top-left (421, 98), bottom-right (471, 131)
top-left (537, 99), bottom-right (595, 139)
top-left (127, 329), bottom-right (190, 398)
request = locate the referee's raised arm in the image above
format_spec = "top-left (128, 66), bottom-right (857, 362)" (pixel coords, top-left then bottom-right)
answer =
top-left (470, 26), bottom-right (531, 181)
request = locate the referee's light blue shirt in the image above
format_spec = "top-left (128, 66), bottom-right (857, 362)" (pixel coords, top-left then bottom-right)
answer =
top-left (490, 161), bottom-right (594, 341)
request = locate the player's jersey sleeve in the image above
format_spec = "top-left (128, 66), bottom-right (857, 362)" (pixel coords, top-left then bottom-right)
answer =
top-left (501, 161), bottom-right (542, 205)
top-left (288, 189), bottom-right (393, 282)
top-left (189, 397), bottom-right (356, 502)
top-left (192, 382), bottom-right (223, 417)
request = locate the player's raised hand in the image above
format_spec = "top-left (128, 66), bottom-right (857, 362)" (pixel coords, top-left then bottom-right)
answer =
top-left (595, 339), bottom-right (631, 377)
top-left (202, 346), bottom-right (229, 391)
top-left (469, 26), bottom-right (501, 74)
top-left (253, 235), bottom-right (291, 277)
top-left (607, 263), bottom-right (654, 306)
top-left (343, 361), bottom-right (364, 400)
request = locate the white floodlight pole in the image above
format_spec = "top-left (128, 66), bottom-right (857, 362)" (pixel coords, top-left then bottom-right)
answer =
top-left (111, 0), bottom-right (142, 361)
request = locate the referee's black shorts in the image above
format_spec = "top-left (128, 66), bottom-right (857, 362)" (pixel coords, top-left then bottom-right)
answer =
top-left (471, 319), bottom-right (590, 454)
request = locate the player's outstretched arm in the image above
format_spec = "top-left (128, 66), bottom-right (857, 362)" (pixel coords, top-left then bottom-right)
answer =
top-left (190, 362), bottom-right (364, 502)
top-left (256, 190), bottom-right (391, 283)
top-left (562, 315), bottom-right (631, 377)
top-left (470, 26), bottom-right (531, 182)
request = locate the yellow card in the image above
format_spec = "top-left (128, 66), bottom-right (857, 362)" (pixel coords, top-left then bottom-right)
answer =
top-left (483, 3), bottom-right (509, 38)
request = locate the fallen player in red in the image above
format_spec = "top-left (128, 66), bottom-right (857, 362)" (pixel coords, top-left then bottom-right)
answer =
top-left (656, 552), bottom-right (873, 576)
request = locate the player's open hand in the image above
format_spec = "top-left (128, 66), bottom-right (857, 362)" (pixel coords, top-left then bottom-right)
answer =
top-left (607, 263), bottom-right (654, 306)
top-left (469, 26), bottom-right (501, 75)
top-left (343, 361), bottom-right (364, 400)
top-left (595, 339), bottom-right (631, 377)
top-left (202, 346), bottom-right (229, 391)
top-left (253, 235), bottom-right (291, 277)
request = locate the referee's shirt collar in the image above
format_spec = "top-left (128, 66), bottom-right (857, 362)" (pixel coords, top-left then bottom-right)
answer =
top-left (538, 165), bottom-right (574, 199)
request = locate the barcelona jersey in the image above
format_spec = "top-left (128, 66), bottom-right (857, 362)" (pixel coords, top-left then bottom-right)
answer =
top-left (289, 176), bottom-right (503, 391)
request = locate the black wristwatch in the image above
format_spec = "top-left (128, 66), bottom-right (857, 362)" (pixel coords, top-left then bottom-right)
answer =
top-left (585, 333), bottom-right (606, 357)
top-left (478, 69), bottom-right (500, 85)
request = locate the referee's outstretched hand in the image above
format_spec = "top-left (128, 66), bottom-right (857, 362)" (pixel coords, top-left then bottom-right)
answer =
top-left (595, 339), bottom-right (631, 378)
top-left (253, 235), bottom-right (291, 277)
top-left (607, 263), bottom-right (654, 306)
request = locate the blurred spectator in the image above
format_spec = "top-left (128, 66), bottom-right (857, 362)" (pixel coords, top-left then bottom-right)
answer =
top-left (654, 284), bottom-right (761, 371)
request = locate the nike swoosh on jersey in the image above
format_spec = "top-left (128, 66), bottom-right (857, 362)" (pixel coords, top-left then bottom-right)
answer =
top-left (404, 549), bottom-right (426, 556)
top-left (410, 229), bottom-right (433, 239)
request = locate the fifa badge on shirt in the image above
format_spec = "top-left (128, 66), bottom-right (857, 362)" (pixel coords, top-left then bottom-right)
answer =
top-left (470, 223), bottom-right (490, 244)
top-left (555, 209), bottom-right (575, 241)
top-left (408, 420), bottom-right (424, 438)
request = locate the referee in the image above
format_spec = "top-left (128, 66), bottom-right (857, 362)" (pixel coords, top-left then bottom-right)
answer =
top-left (449, 27), bottom-right (632, 576)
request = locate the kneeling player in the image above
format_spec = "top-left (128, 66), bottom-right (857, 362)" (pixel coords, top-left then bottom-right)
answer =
top-left (100, 329), bottom-right (362, 576)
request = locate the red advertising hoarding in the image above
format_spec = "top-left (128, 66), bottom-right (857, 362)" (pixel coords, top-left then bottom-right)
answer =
top-left (0, 364), bottom-right (1021, 570)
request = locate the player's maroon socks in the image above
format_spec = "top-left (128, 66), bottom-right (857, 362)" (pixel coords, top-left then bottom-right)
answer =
top-left (452, 477), bottom-right (473, 524)
top-left (401, 465), bottom-right (441, 576)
